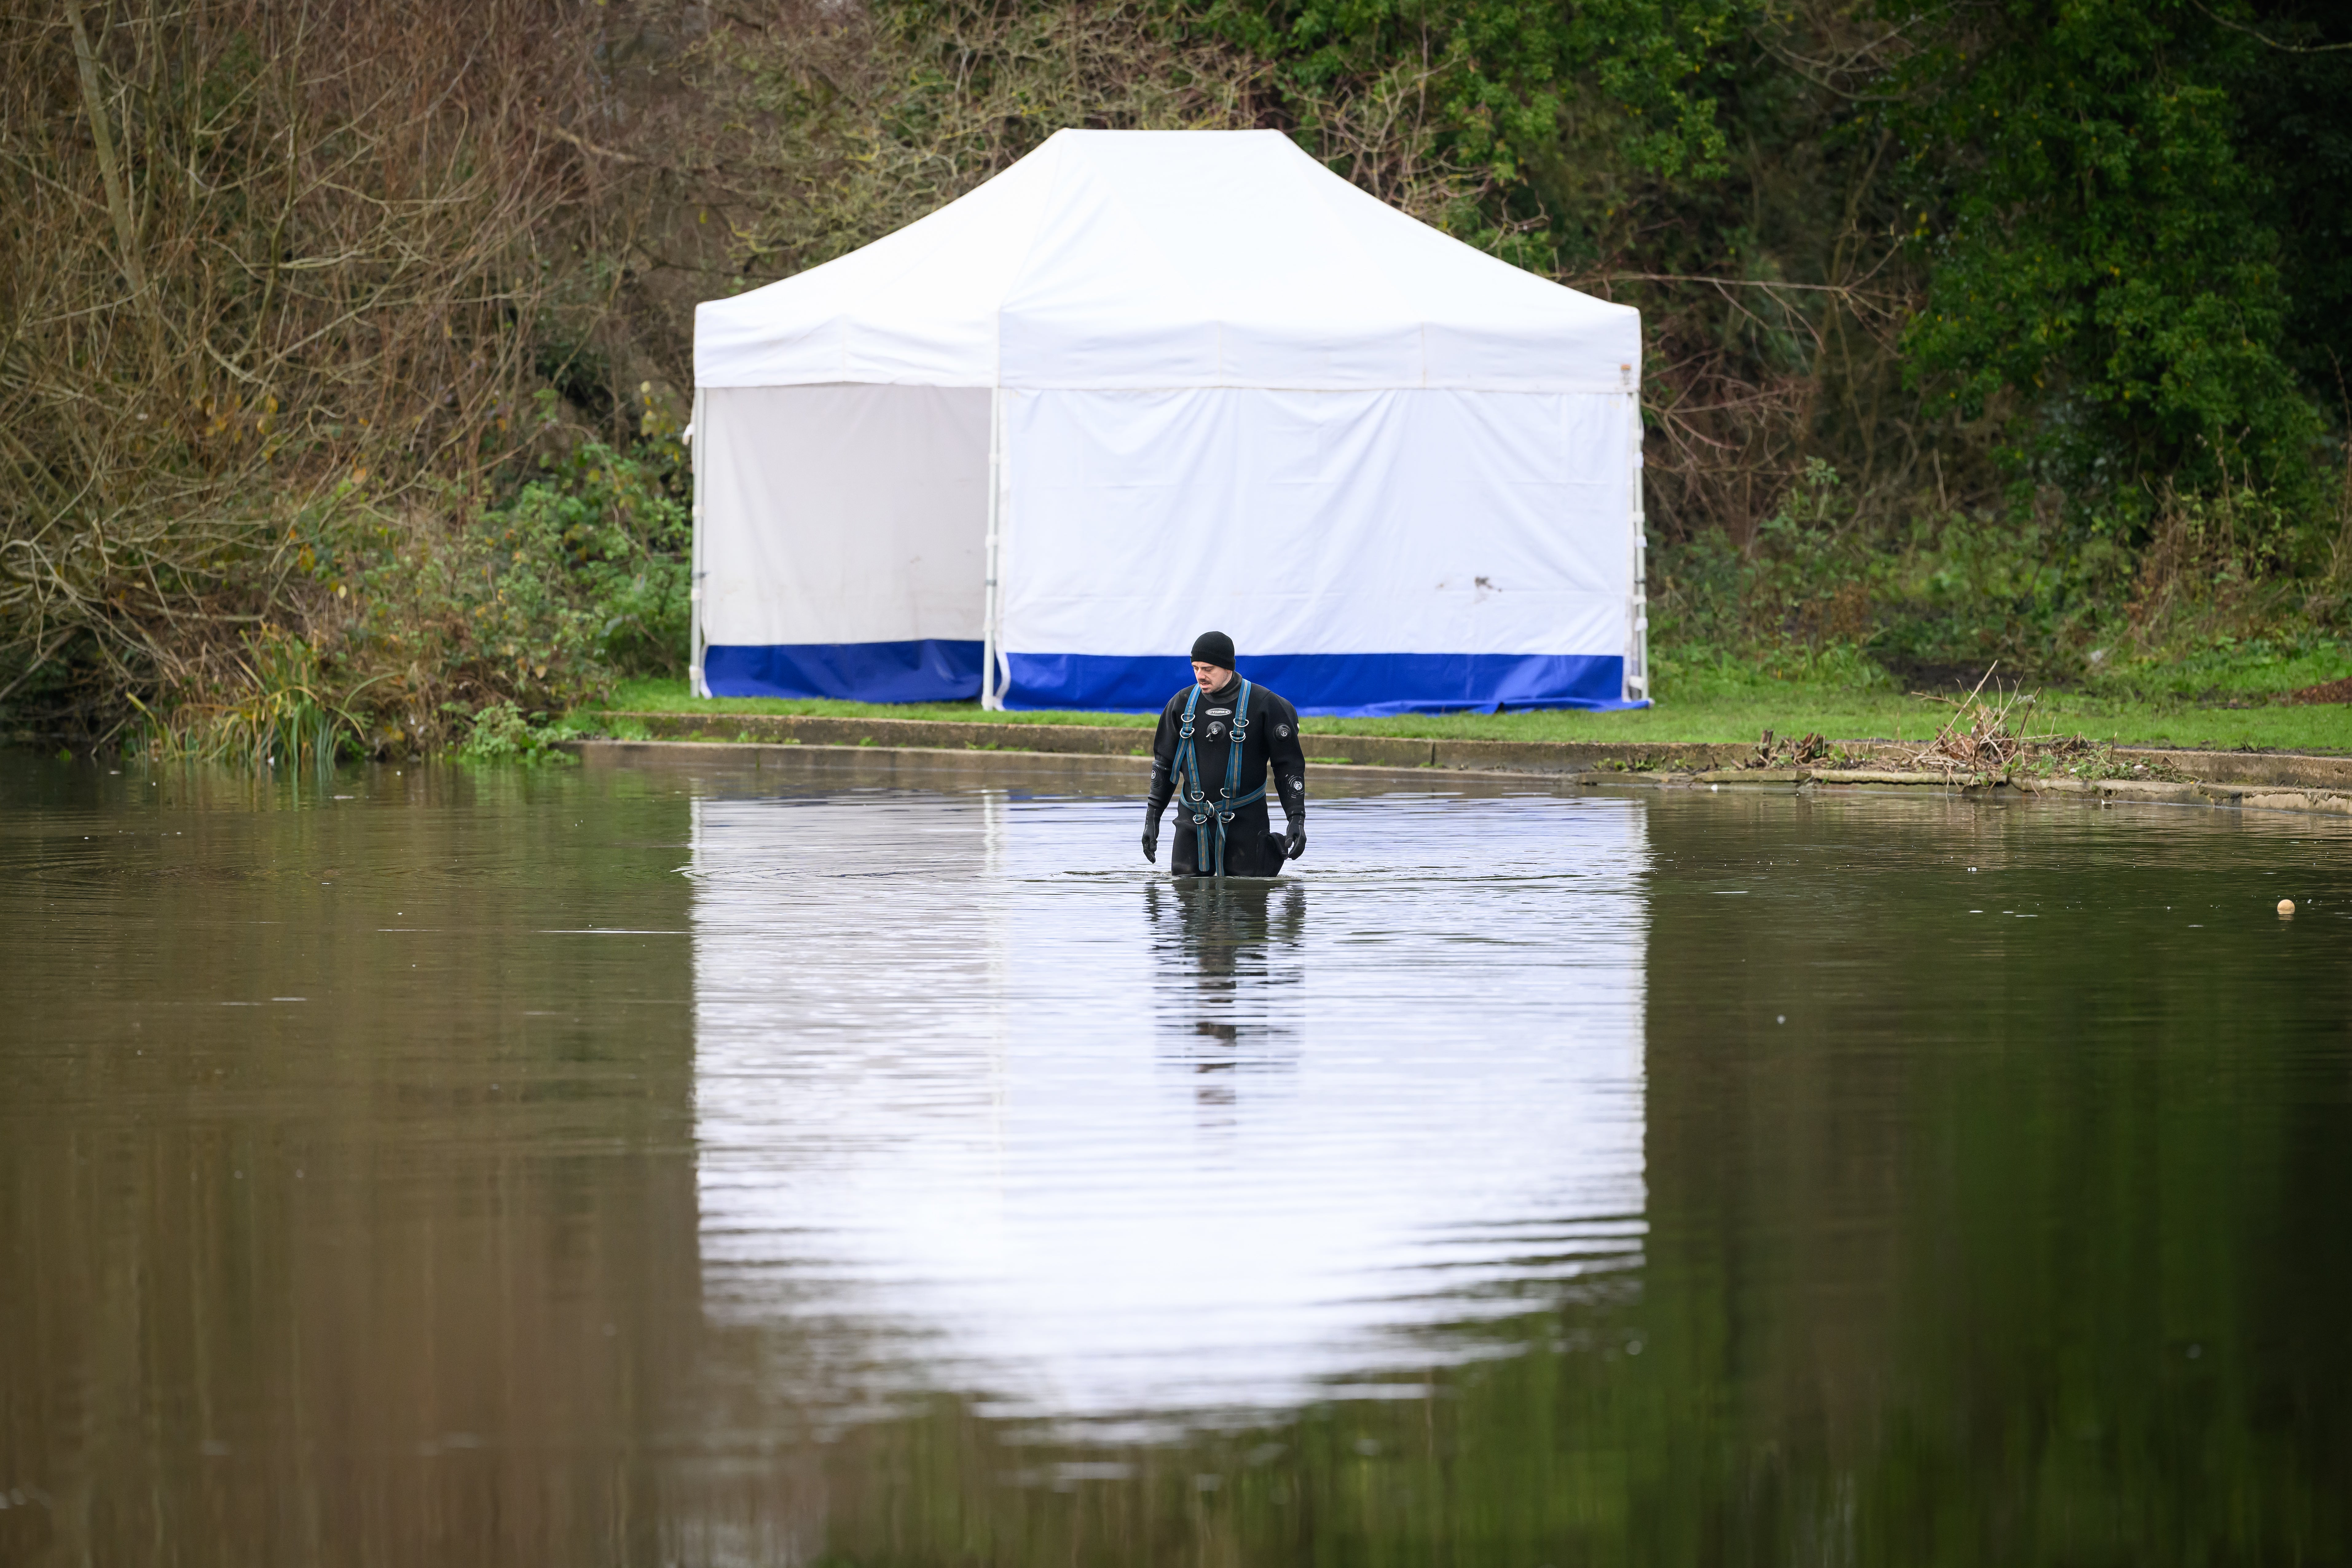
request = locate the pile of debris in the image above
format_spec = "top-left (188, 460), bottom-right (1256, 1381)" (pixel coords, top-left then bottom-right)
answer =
top-left (1725, 664), bottom-right (2188, 784)
top-left (1904, 666), bottom-right (2057, 774)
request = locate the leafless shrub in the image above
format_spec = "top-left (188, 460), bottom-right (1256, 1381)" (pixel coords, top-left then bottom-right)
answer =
top-left (1597, 256), bottom-right (1918, 552)
top-left (694, 0), bottom-right (1271, 281)
top-left (0, 0), bottom-right (626, 737)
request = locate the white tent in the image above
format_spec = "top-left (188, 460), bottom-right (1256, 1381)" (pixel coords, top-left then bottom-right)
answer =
top-left (691, 128), bottom-right (1650, 714)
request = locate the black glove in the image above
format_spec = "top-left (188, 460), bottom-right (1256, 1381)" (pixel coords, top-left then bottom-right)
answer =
top-left (1282, 822), bottom-right (1306, 860)
top-left (1142, 820), bottom-right (1160, 863)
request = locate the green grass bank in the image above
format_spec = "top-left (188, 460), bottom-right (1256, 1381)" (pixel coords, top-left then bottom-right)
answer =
top-left (585, 647), bottom-right (2352, 756)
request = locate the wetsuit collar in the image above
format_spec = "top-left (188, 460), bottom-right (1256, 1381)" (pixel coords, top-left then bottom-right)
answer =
top-left (1201, 670), bottom-right (1240, 701)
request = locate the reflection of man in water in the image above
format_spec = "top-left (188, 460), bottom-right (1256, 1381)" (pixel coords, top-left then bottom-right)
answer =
top-left (1145, 878), bottom-right (1308, 1115)
top-left (1142, 631), bottom-right (1308, 878)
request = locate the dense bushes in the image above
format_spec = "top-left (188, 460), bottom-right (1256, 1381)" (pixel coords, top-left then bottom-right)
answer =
top-left (147, 405), bottom-right (695, 761)
top-left (1652, 461), bottom-right (2352, 693)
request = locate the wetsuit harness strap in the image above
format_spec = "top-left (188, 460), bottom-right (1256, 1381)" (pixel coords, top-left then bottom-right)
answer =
top-left (1223, 679), bottom-right (1252, 801)
top-left (1170, 678), bottom-right (1261, 878)
top-left (1171, 686), bottom-right (1208, 873)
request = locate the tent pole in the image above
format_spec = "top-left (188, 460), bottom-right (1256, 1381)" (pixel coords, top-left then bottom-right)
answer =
top-left (981, 388), bottom-right (1005, 710)
top-left (690, 387), bottom-right (709, 699)
top-left (1629, 390), bottom-right (1649, 705)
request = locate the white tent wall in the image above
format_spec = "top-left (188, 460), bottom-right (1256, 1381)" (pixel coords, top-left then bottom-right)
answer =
top-left (995, 387), bottom-right (1640, 713)
top-left (695, 384), bottom-right (990, 701)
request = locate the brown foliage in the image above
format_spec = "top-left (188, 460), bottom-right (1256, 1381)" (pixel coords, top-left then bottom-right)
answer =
top-left (0, 0), bottom-right (625, 730)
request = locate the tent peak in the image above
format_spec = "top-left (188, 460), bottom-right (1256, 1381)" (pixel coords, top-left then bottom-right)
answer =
top-left (696, 127), bottom-right (1640, 393)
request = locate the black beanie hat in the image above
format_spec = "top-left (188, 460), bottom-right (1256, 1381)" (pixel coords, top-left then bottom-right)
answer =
top-left (1190, 631), bottom-right (1236, 670)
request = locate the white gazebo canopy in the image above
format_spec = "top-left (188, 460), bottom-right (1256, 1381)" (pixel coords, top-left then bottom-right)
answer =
top-left (692, 128), bottom-right (1649, 713)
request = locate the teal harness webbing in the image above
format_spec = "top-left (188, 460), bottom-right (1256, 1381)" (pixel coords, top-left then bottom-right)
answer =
top-left (1170, 678), bottom-right (1264, 878)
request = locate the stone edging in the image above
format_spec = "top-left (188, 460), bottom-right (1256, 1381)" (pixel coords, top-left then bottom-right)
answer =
top-left (566, 735), bottom-right (2352, 818)
top-left (587, 710), bottom-right (2352, 791)
top-left (1787, 769), bottom-right (2346, 816)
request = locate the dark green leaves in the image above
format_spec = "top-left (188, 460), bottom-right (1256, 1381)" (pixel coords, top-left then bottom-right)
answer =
top-left (1895, 0), bottom-right (2329, 501)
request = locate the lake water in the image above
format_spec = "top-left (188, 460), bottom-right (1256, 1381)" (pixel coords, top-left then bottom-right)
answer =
top-left (2, 745), bottom-right (2347, 1566)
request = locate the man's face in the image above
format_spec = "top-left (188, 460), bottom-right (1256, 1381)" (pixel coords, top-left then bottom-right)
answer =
top-left (1191, 660), bottom-right (1228, 690)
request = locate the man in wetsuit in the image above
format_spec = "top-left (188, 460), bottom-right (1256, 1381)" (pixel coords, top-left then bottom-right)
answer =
top-left (1142, 632), bottom-right (1308, 878)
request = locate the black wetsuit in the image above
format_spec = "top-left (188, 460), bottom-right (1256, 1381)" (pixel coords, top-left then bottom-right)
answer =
top-left (1146, 677), bottom-right (1308, 878)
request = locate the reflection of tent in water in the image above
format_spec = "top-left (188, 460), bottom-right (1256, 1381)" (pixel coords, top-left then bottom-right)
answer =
top-left (689, 788), bottom-right (1650, 1421)
top-left (690, 128), bottom-right (1650, 716)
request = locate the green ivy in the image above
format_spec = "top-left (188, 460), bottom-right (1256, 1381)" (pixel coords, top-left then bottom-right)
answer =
top-left (1893, 0), bottom-right (2327, 515)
